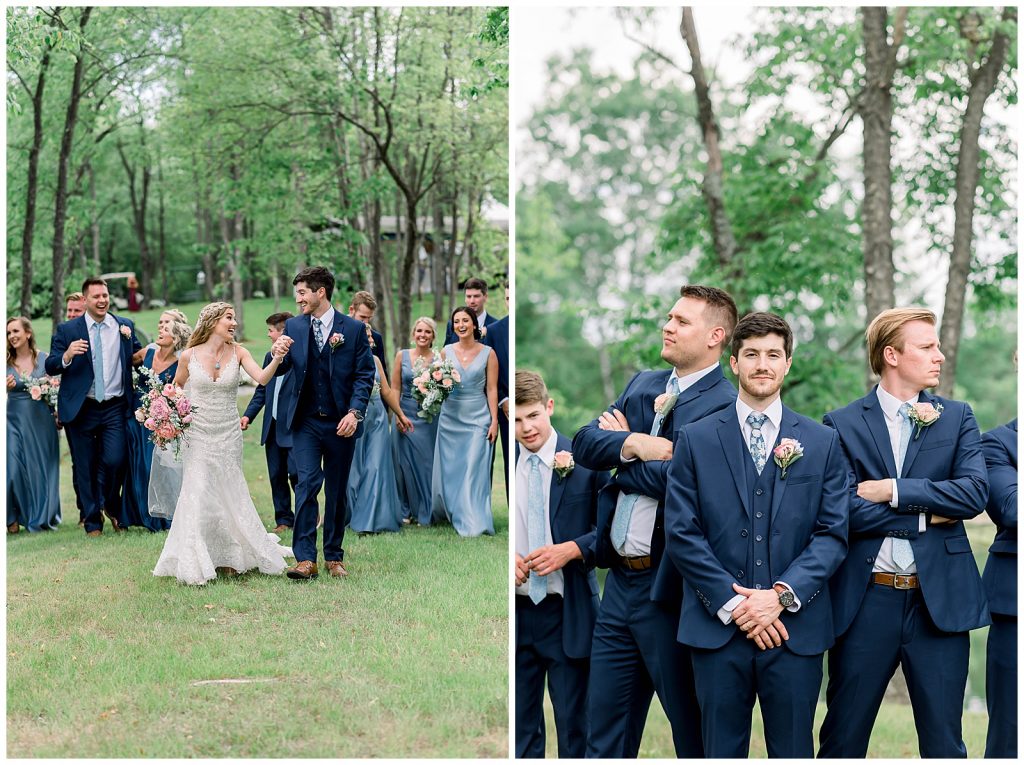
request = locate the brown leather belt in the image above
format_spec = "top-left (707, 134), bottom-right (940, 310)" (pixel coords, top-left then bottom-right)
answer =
top-left (618, 555), bottom-right (652, 571)
top-left (872, 572), bottom-right (919, 589)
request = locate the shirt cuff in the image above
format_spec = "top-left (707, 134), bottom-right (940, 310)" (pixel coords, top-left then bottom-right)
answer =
top-left (62, 356), bottom-right (71, 368)
top-left (889, 478), bottom-right (899, 508)
top-left (499, 396), bottom-right (508, 408)
top-left (919, 512), bottom-right (926, 533)
top-left (619, 448), bottom-right (638, 464)
top-left (774, 581), bottom-right (801, 612)
top-left (717, 594), bottom-right (746, 625)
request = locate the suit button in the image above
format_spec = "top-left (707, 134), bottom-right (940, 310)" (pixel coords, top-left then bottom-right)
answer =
top-left (866, 556), bottom-right (874, 563)
top-left (741, 530), bottom-right (748, 537)
top-left (756, 559), bottom-right (763, 566)
top-left (887, 532), bottom-right (893, 537)
top-left (755, 584), bottom-right (763, 590)
top-left (756, 535), bottom-right (763, 542)
top-left (737, 570), bottom-right (744, 578)
top-left (756, 489), bottom-right (764, 496)
top-left (756, 512), bottom-right (763, 518)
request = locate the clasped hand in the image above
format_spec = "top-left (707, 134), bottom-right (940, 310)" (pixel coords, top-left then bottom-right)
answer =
top-left (731, 584), bottom-right (789, 651)
top-left (522, 541), bottom-right (581, 578)
top-left (599, 409), bottom-right (673, 462)
top-left (271, 335), bottom-right (294, 359)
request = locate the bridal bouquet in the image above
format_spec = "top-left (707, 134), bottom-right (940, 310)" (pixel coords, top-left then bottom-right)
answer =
top-left (411, 358), bottom-right (461, 422)
top-left (19, 372), bottom-right (60, 409)
top-left (134, 366), bottom-right (196, 458)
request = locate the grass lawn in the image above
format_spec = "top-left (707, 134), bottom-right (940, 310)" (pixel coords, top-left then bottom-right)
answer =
top-left (7, 391), bottom-right (510, 758)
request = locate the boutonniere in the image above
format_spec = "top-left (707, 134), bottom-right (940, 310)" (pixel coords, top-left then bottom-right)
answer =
top-left (773, 438), bottom-right (804, 478)
top-left (907, 402), bottom-right (943, 439)
top-left (653, 392), bottom-right (679, 417)
top-left (552, 451), bottom-right (575, 481)
top-left (328, 332), bottom-right (344, 350)
top-left (119, 325), bottom-right (132, 340)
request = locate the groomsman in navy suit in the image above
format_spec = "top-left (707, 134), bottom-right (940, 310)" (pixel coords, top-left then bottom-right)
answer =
top-left (573, 285), bottom-right (738, 758)
top-left (241, 312), bottom-right (298, 533)
top-left (981, 412), bottom-right (1016, 758)
top-left (514, 371), bottom-right (608, 758)
top-left (347, 290), bottom-right (388, 379)
top-left (664, 312), bottom-right (849, 757)
top-left (484, 286), bottom-right (509, 498)
top-left (46, 278), bottom-right (143, 536)
top-left (818, 307), bottom-right (990, 758)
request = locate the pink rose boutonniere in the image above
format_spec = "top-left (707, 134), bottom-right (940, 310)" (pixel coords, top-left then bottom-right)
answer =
top-left (328, 333), bottom-right (344, 350)
top-left (907, 402), bottom-right (943, 439)
top-left (552, 451), bottom-right (575, 481)
top-left (120, 325), bottom-right (132, 339)
top-left (653, 392), bottom-right (679, 418)
top-left (773, 438), bottom-right (804, 478)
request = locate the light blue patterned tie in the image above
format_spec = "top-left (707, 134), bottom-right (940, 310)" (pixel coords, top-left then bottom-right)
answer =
top-left (610, 377), bottom-right (680, 551)
top-left (91, 322), bottom-right (105, 402)
top-left (746, 412), bottom-right (768, 474)
top-left (892, 403), bottom-right (915, 570)
top-left (313, 317), bottom-right (324, 352)
top-left (527, 454), bottom-right (547, 604)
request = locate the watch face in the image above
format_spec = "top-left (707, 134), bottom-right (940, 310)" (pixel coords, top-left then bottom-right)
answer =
top-left (779, 590), bottom-right (795, 608)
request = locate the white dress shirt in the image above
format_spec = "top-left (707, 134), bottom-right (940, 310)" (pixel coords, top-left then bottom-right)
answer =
top-left (312, 306), bottom-right (336, 347)
top-left (84, 313), bottom-right (125, 399)
top-left (515, 429), bottom-right (563, 597)
top-left (614, 362), bottom-right (720, 557)
top-left (873, 384), bottom-right (925, 574)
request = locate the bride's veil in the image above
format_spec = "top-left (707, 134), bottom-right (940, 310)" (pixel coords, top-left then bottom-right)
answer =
top-left (147, 379), bottom-right (188, 520)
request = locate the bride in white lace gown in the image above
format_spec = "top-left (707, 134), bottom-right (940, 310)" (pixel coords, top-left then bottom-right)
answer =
top-left (153, 302), bottom-right (293, 585)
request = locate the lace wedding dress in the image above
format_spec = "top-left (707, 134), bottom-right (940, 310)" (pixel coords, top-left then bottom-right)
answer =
top-left (153, 348), bottom-right (291, 585)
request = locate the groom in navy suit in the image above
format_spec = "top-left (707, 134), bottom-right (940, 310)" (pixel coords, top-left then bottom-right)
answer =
top-left (817, 307), bottom-right (990, 758)
top-left (46, 278), bottom-right (143, 536)
top-left (272, 267), bottom-right (376, 579)
top-left (664, 312), bottom-right (849, 757)
top-left (514, 370), bottom-right (607, 758)
top-left (573, 285), bottom-right (738, 758)
top-left (484, 286), bottom-right (509, 498)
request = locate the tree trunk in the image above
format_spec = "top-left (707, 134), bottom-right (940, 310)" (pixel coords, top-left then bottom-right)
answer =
top-left (431, 197), bottom-right (446, 322)
top-left (937, 7), bottom-right (1015, 397)
top-left (117, 132), bottom-right (152, 310)
top-left (157, 156), bottom-right (169, 304)
top-left (50, 7), bottom-right (92, 331)
top-left (89, 161), bottom-right (101, 273)
top-left (20, 44), bottom-right (51, 317)
top-left (398, 198), bottom-right (418, 349)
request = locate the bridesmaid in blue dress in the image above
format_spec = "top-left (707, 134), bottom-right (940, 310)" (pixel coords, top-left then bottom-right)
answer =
top-left (6, 317), bottom-right (61, 533)
top-left (391, 316), bottom-right (440, 526)
top-left (348, 328), bottom-right (413, 534)
top-left (430, 306), bottom-right (499, 537)
top-left (123, 310), bottom-right (191, 531)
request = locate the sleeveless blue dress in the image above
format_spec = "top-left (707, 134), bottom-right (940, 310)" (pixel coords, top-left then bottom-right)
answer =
top-left (394, 349), bottom-right (440, 525)
top-left (6, 351), bottom-right (61, 531)
top-left (347, 367), bottom-right (402, 533)
top-left (123, 347), bottom-right (176, 531)
top-left (430, 344), bottom-right (495, 536)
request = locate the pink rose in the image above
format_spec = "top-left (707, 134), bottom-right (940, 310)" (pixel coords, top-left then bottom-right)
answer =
top-left (442, 378), bottom-right (454, 388)
top-left (120, 325), bottom-right (132, 339)
top-left (181, 413), bottom-right (193, 425)
top-left (175, 397), bottom-right (191, 416)
top-left (150, 397), bottom-right (171, 419)
top-left (416, 382), bottom-right (428, 394)
top-left (29, 385), bottom-right (42, 401)
top-left (773, 438), bottom-right (802, 461)
top-left (553, 451), bottom-right (574, 471)
top-left (162, 383), bottom-right (177, 399)
top-left (157, 423), bottom-right (177, 440)
top-left (144, 418), bottom-right (157, 431)
top-left (432, 369), bottom-right (443, 381)
top-left (910, 402), bottom-right (940, 424)
top-left (135, 409), bottom-right (146, 422)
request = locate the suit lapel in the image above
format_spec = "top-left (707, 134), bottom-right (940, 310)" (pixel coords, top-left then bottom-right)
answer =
top-left (647, 370), bottom-right (671, 434)
top-left (547, 434), bottom-right (570, 529)
top-left (716, 412), bottom-right (751, 517)
top-left (901, 390), bottom-right (935, 476)
top-left (770, 407), bottom-right (799, 523)
top-left (862, 389), bottom-right (898, 478)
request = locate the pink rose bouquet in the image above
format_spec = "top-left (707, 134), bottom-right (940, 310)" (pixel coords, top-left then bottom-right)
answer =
top-left (19, 372), bottom-right (60, 409)
top-left (411, 358), bottom-right (461, 422)
top-left (134, 366), bottom-right (197, 458)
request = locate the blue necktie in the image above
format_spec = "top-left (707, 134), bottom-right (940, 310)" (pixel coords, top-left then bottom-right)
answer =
top-left (313, 318), bottom-right (324, 352)
top-left (527, 454), bottom-right (547, 604)
top-left (610, 377), bottom-right (680, 551)
top-left (91, 322), bottom-right (106, 402)
top-left (746, 412), bottom-right (768, 474)
top-left (892, 403), bottom-right (915, 570)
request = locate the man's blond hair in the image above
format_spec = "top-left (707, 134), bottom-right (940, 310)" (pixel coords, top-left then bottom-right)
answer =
top-left (865, 307), bottom-right (937, 376)
top-left (351, 290), bottom-right (377, 311)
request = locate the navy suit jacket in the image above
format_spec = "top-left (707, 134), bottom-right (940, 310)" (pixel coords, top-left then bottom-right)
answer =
top-left (370, 328), bottom-right (388, 380)
top-left (982, 419), bottom-right (1017, 617)
top-left (572, 365), bottom-right (736, 604)
top-left (243, 351), bottom-right (294, 448)
top-left (445, 311), bottom-right (498, 346)
top-left (516, 432), bottom-right (609, 658)
top-left (483, 316), bottom-right (509, 405)
top-left (274, 312), bottom-right (376, 435)
top-left (664, 404), bottom-right (849, 655)
top-left (824, 387), bottom-right (990, 635)
top-left (45, 314), bottom-right (143, 422)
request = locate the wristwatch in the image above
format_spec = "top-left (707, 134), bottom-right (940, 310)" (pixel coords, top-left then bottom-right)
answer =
top-left (348, 408), bottom-right (364, 422)
top-left (775, 584), bottom-right (795, 609)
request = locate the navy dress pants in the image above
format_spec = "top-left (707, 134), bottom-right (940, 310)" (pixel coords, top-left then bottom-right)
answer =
top-left (818, 583), bottom-right (970, 758)
top-left (291, 416), bottom-right (356, 563)
top-left (985, 614), bottom-right (1017, 758)
top-left (265, 419), bottom-right (297, 528)
top-left (65, 398), bottom-right (128, 533)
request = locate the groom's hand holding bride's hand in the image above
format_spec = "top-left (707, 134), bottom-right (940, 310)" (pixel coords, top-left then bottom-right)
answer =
top-left (271, 336), bottom-right (294, 359)
top-left (239, 416), bottom-right (250, 431)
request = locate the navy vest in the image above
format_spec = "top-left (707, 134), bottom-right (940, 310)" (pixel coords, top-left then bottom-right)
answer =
top-left (299, 320), bottom-right (340, 421)
top-left (743, 450), bottom-right (777, 591)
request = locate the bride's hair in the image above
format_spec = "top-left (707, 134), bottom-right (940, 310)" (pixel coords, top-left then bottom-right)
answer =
top-left (187, 302), bottom-right (234, 349)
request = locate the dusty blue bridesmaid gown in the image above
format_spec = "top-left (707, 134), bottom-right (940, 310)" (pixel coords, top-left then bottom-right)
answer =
top-left (123, 347), bottom-right (175, 531)
top-left (6, 351), bottom-right (61, 531)
top-left (430, 343), bottom-right (495, 537)
top-left (347, 367), bottom-right (402, 533)
top-left (394, 349), bottom-right (440, 525)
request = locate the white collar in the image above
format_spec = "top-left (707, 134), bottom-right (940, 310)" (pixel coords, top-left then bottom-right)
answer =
top-left (736, 395), bottom-right (783, 431)
top-left (477, 310), bottom-right (488, 325)
top-left (876, 384), bottom-right (920, 422)
top-left (85, 313), bottom-right (115, 330)
top-left (520, 428), bottom-right (558, 469)
top-left (313, 306), bottom-right (335, 329)
top-left (671, 361), bottom-right (720, 394)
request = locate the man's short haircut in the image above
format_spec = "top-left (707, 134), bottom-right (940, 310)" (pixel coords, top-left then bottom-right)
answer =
top-left (463, 277), bottom-right (488, 294)
top-left (351, 290), bottom-right (377, 311)
top-left (265, 311), bottom-right (294, 329)
top-left (65, 292), bottom-right (85, 304)
top-left (865, 307), bottom-right (937, 376)
top-left (680, 285), bottom-right (739, 347)
top-left (293, 266), bottom-right (335, 301)
top-left (515, 370), bottom-right (549, 407)
top-left (731, 311), bottom-right (794, 359)
top-left (81, 277), bottom-right (108, 294)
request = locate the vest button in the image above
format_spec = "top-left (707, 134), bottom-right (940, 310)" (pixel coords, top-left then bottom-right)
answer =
top-left (866, 556), bottom-right (874, 563)
top-left (756, 512), bottom-right (763, 518)
top-left (741, 530), bottom-right (748, 537)
top-left (756, 559), bottom-right (763, 566)
top-left (755, 584), bottom-right (762, 589)
top-left (755, 488), bottom-right (764, 496)
top-left (737, 570), bottom-right (744, 578)
top-left (756, 535), bottom-right (763, 542)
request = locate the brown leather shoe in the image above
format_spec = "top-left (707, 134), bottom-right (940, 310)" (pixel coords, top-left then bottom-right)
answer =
top-left (86, 530), bottom-right (102, 537)
top-left (286, 560), bottom-right (318, 579)
top-left (216, 566), bottom-right (240, 577)
top-left (103, 508), bottom-right (125, 532)
top-left (7, 523), bottom-right (19, 534)
top-left (272, 524), bottom-right (292, 534)
top-left (325, 561), bottom-right (348, 578)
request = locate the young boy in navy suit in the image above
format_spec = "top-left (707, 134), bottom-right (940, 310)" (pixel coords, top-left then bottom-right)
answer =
top-left (514, 371), bottom-right (607, 758)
